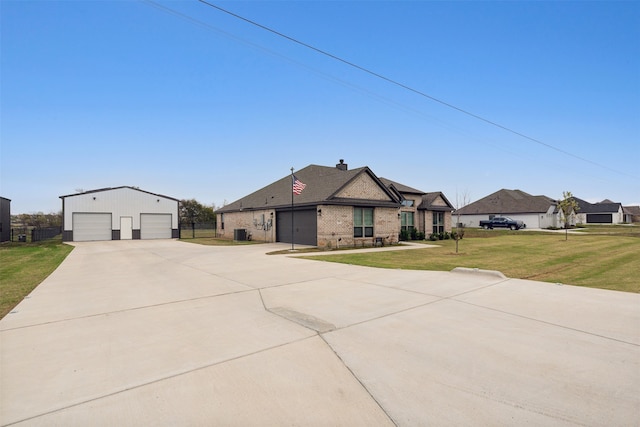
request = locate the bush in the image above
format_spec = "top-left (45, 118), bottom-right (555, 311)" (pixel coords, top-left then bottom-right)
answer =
top-left (399, 230), bottom-right (409, 241)
top-left (443, 231), bottom-right (450, 240)
top-left (410, 228), bottom-right (418, 240)
top-left (416, 231), bottom-right (425, 240)
top-left (429, 232), bottom-right (438, 241)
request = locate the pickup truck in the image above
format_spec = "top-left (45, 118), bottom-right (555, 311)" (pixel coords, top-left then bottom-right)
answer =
top-left (479, 216), bottom-right (525, 230)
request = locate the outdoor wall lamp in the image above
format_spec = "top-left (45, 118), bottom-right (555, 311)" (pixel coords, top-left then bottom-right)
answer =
top-left (317, 208), bottom-right (322, 216)
top-left (93, 197), bottom-right (96, 200)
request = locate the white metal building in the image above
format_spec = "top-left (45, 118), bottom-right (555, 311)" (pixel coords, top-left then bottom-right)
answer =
top-left (60, 187), bottom-right (179, 242)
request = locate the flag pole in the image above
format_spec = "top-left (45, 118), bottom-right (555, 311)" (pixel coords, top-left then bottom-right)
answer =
top-left (290, 167), bottom-right (294, 251)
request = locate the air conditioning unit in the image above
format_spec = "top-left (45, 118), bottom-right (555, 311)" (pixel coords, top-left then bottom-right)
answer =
top-left (233, 229), bottom-right (247, 241)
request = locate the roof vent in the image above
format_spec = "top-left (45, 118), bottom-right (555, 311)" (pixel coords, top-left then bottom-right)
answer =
top-left (336, 159), bottom-right (348, 170)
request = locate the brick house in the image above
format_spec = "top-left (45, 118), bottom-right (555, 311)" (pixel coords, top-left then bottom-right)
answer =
top-left (215, 160), bottom-right (453, 248)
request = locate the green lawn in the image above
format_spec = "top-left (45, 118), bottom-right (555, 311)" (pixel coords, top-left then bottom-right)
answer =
top-left (301, 229), bottom-right (640, 293)
top-left (0, 239), bottom-right (73, 319)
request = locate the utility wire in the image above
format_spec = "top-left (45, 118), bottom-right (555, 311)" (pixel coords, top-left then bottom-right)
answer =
top-left (196, 0), bottom-right (637, 180)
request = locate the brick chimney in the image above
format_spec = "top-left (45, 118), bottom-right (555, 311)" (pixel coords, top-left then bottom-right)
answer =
top-left (336, 159), bottom-right (348, 171)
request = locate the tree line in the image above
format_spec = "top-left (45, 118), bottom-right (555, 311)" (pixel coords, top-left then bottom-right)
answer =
top-left (11, 212), bottom-right (62, 228)
top-left (179, 199), bottom-right (216, 224)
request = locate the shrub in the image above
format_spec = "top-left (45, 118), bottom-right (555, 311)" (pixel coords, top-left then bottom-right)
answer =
top-left (429, 232), bottom-right (438, 241)
top-left (399, 230), bottom-right (409, 241)
top-left (416, 231), bottom-right (425, 240)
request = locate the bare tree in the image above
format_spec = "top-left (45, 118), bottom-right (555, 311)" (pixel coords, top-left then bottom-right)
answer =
top-left (558, 191), bottom-right (579, 241)
top-left (453, 190), bottom-right (471, 253)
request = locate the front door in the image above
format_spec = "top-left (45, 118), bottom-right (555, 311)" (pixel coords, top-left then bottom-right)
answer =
top-left (120, 217), bottom-right (133, 240)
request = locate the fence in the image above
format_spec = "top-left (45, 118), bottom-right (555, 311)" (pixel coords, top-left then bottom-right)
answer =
top-left (10, 226), bottom-right (62, 242)
top-left (179, 222), bottom-right (217, 239)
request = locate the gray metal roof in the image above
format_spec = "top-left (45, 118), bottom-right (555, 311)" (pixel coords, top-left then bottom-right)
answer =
top-left (59, 186), bottom-right (179, 202)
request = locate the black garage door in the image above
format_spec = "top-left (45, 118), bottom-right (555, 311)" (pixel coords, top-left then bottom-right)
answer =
top-left (586, 213), bottom-right (612, 223)
top-left (276, 209), bottom-right (317, 246)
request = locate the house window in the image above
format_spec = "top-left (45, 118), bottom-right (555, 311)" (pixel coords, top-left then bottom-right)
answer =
top-left (401, 211), bottom-right (414, 232)
top-left (220, 213), bottom-right (224, 230)
top-left (401, 199), bottom-right (414, 207)
top-left (354, 207), bottom-right (374, 237)
top-left (432, 212), bottom-right (444, 234)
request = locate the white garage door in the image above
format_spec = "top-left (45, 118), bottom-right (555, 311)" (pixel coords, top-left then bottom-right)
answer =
top-left (140, 214), bottom-right (172, 239)
top-left (73, 213), bottom-right (112, 242)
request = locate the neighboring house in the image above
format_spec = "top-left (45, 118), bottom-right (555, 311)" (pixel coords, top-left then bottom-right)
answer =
top-left (623, 205), bottom-right (640, 223)
top-left (0, 197), bottom-right (10, 242)
top-left (60, 186), bottom-right (179, 242)
top-left (215, 160), bottom-right (452, 248)
top-left (454, 189), bottom-right (563, 229)
top-left (574, 198), bottom-right (624, 224)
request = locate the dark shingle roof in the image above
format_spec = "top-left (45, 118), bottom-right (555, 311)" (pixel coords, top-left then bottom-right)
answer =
top-left (216, 164), bottom-right (401, 213)
top-left (455, 189), bottom-right (556, 215)
top-left (574, 197), bottom-right (622, 214)
top-left (379, 178), bottom-right (453, 212)
top-left (378, 178), bottom-right (424, 195)
top-left (623, 206), bottom-right (640, 215)
top-left (418, 192), bottom-right (454, 211)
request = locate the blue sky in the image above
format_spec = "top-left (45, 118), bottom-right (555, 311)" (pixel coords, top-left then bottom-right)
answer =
top-left (2, 0), bottom-right (639, 214)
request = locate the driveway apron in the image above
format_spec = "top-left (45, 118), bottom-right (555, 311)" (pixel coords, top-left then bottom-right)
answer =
top-left (1, 240), bottom-right (638, 426)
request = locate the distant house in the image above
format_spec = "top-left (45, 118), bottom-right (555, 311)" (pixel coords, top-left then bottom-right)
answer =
top-left (0, 197), bottom-right (10, 242)
top-left (454, 189), bottom-right (562, 229)
top-left (60, 187), bottom-right (179, 242)
top-left (215, 160), bottom-right (452, 248)
top-left (574, 198), bottom-right (624, 224)
top-left (623, 206), bottom-right (640, 223)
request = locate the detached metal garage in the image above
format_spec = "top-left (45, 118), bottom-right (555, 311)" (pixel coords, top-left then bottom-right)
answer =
top-left (61, 187), bottom-right (179, 242)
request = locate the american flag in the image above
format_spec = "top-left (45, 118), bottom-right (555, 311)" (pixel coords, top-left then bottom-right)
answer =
top-left (292, 175), bottom-right (306, 195)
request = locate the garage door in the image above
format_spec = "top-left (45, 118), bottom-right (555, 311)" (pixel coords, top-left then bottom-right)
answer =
top-left (140, 214), bottom-right (172, 239)
top-left (586, 213), bottom-right (612, 223)
top-left (73, 213), bottom-right (112, 242)
top-left (276, 209), bottom-right (317, 246)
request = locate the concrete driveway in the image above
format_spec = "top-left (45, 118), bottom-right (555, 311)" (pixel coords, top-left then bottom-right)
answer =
top-left (1, 240), bottom-right (638, 426)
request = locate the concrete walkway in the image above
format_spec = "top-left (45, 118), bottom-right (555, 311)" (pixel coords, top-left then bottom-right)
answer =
top-left (1, 240), bottom-right (638, 426)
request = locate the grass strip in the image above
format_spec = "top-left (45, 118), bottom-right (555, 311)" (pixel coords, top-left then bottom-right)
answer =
top-left (300, 232), bottom-right (640, 293)
top-left (0, 239), bottom-right (73, 319)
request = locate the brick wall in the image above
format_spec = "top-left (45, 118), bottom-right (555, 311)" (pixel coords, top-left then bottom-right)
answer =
top-left (337, 173), bottom-right (391, 200)
top-left (217, 209), bottom-right (275, 242)
top-left (317, 205), bottom-right (399, 248)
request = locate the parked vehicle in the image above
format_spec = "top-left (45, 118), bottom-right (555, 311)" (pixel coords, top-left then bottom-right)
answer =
top-left (479, 216), bottom-right (525, 230)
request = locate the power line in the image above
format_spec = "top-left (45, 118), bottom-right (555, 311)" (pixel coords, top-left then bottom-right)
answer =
top-left (195, 0), bottom-right (637, 180)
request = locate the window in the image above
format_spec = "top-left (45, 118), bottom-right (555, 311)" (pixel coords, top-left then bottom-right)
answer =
top-left (354, 208), bottom-right (374, 237)
top-left (432, 212), bottom-right (444, 234)
top-left (401, 211), bottom-right (414, 232)
top-left (401, 199), bottom-right (414, 207)
top-left (220, 213), bottom-right (224, 230)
